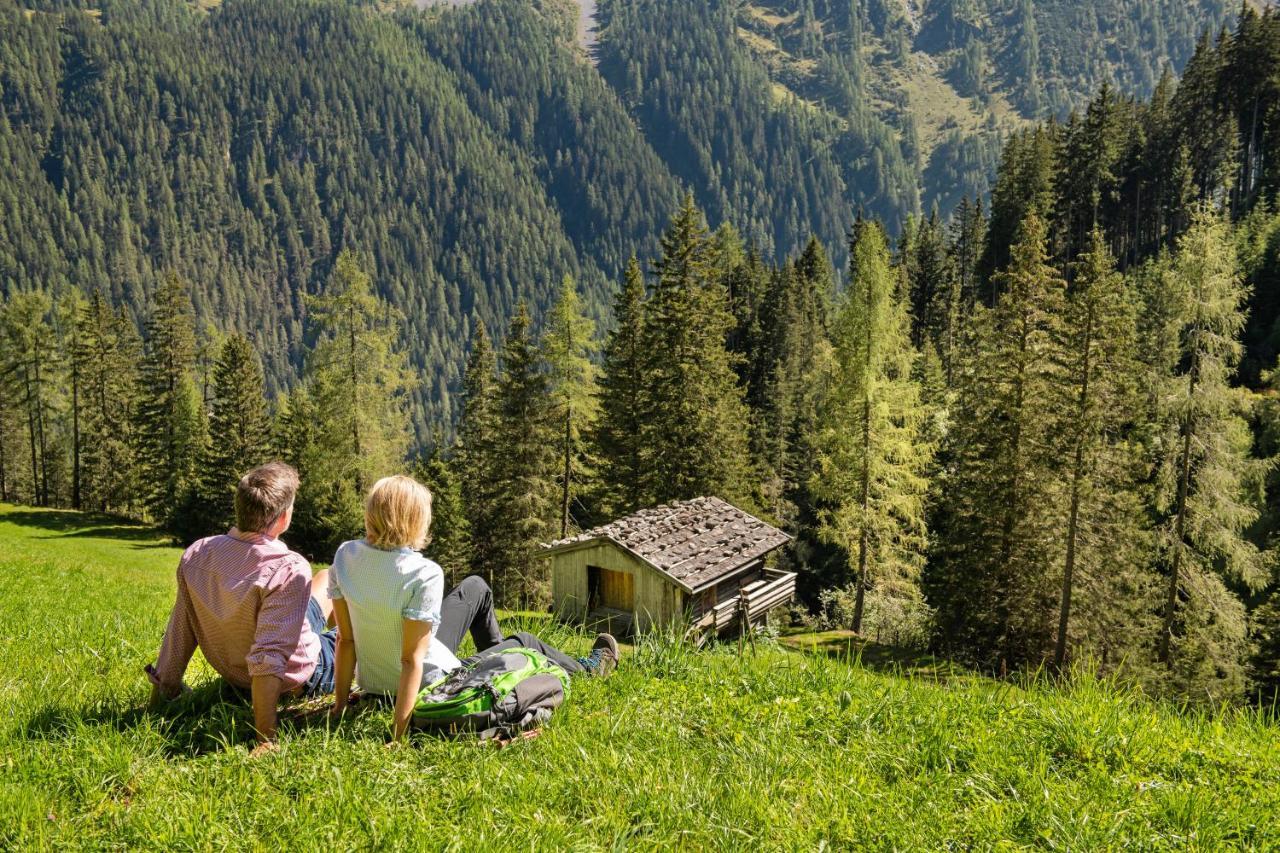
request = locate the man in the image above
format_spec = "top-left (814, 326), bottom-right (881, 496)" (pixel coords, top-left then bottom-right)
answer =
top-left (146, 462), bottom-right (335, 753)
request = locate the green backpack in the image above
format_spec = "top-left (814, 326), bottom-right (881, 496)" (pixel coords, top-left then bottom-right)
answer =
top-left (412, 646), bottom-right (570, 739)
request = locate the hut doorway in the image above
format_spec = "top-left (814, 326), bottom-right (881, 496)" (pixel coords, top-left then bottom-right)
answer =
top-left (587, 565), bottom-right (634, 611)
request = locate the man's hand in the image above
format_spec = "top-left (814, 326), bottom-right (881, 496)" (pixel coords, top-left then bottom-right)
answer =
top-left (249, 741), bottom-right (280, 758)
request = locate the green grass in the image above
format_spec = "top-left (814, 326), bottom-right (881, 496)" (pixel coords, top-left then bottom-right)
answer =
top-left (2, 503), bottom-right (1278, 849)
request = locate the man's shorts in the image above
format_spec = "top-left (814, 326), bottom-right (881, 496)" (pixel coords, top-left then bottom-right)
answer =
top-left (302, 598), bottom-right (338, 697)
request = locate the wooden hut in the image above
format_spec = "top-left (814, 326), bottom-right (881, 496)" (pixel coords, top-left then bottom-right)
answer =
top-left (542, 497), bottom-right (795, 637)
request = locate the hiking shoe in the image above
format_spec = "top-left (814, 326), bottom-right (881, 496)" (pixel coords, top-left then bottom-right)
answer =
top-left (576, 633), bottom-right (620, 677)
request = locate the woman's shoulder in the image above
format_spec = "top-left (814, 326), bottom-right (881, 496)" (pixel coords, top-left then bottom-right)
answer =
top-left (399, 550), bottom-right (443, 579)
top-left (332, 538), bottom-right (373, 565)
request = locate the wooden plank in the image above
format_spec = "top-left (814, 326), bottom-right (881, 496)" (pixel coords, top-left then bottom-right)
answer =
top-left (599, 567), bottom-right (635, 610)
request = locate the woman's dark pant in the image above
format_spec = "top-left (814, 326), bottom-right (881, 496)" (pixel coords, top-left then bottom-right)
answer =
top-left (435, 576), bottom-right (584, 674)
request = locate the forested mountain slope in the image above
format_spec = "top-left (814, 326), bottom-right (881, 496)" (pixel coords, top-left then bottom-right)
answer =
top-left (0, 0), bottom-right (1240, 439)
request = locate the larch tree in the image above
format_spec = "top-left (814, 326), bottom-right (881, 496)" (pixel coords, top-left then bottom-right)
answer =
top-left (1153, 208), bottom-right (1265, 699)
top-left (811, 219), bottom-right (932, 635)
top-left (541, 275), bottom-right (600, 537)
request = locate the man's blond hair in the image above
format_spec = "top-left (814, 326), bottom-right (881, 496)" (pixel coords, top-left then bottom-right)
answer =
top-left (235, 462), bottom-right (300, 534)
top-left (365, 475), bottom-right (433, 551)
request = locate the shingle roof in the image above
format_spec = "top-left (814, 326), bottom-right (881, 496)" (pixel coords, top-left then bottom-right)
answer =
top-left (543, 497), bottom-right (789, 591)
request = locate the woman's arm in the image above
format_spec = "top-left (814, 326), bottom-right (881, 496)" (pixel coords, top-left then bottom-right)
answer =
top-left (331, 599), bottom-right (357, 717)
top-left (391, 618), bottom-right (433, 741)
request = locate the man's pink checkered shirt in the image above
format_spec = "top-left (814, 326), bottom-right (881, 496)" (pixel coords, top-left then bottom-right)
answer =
top-left (148, 530), bottom-right (321, 693)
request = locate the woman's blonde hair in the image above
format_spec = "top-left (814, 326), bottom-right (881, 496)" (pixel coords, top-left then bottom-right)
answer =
top-left (364, 475), bottom-right (433, 551)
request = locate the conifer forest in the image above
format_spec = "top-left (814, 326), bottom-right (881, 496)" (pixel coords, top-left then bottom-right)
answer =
top-left (6, 0), bottom-right (1280, 704)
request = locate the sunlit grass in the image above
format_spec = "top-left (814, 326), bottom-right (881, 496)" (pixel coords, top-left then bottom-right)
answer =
top-left (2, 503), bottom-right (1277, 848)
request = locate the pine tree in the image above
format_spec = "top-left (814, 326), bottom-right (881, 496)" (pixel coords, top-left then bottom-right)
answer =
top-left (457, 323), bottom-right (502, 588)
top-left (1153, 208), bottom-right (1264, 699)
top-left (812, 219), bottom-right (932, 635)
top-left (137, 273), bottom-right (203, 529)
top-left (304, 251), bottom-right (413, 548)
top-left (594, 258), bottom-right (650, 517)
top-left (931, 213), bottom-right (1068, 667)
top-left (1052, 229), bottom-right (1154, 670)
top-left (541, 275), bottom-right (600, 537)
top-left (199, 335), bottom-right (271, 532)
top-left (639, 195), bottom-right (753, 506)
top-left (492, 304), bottom-right (557, 608)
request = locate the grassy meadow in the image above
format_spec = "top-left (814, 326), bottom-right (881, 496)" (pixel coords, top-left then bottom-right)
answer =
top-left (1, 503), bottom-right (1278, 849)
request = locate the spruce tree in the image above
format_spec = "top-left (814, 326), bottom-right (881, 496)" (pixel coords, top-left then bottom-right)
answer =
top-left (81, 304), bottom-right (145, 515)
top-left (639, 195), bottom-right (753, 506)
top-left (137, 273), bottom-right (202, 528)
top-left (1153, 208), bottom-right (1264, 698)
top-left (594, 258), bottom-right (650, 516)
top-left (812, 219), bottom-right (932, 635)
top-left (541, 275), bottom-right (600, 537)
top-left (1, 293), bottom-right (61, 507)
top-left (304, 251), bottom-right (413, 548)
top-left (492, 304), bottom-right (557, 608)
top-left (271, 386), bottom-right (325, 556)
top-left (456, 323), bottom-right (502, 588)
top-left (931, 213), bottom-right (1068, 667)
top-left (760, 239), bottom-right (833, 527)
top-left (414, 437), bottom-right (472, 587)
top-left (58, 290), bottom-right (89, 510)
top-left (1053, 229), bottom-right (1153, 670)
top-left (199, 335), bottom-right (271, 532)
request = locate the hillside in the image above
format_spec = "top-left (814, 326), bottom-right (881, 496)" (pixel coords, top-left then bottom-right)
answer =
top-left (2, 503), bottom-right (1277, 847)
top-left (0, 0), bottom-right (1241, 440)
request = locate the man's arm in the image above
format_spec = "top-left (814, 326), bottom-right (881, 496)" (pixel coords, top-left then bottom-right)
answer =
top-left (392, 618), bottom-right (433, 741)
top-left (331, 599), bottom-right (357, 717)
top-left (148, 565), bottom-right (197, 704)
top-left (245, 563), bottom-right (312, 746)
top-left (251, 674), bottom-right (285, 745)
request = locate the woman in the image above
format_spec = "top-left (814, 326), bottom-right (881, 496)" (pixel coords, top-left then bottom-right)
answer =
top-left (328, 475), bottom-right (618, 740)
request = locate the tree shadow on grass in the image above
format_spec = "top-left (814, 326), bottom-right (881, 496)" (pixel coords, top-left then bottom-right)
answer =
top-left (2, 509), bottom-right (169, 544)
top-left (780, 630), bottom-right (974, 682)
top-left (21, 681), bottom-right (363, 758)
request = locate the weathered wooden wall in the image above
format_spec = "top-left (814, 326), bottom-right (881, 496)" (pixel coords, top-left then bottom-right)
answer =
top-left (549, 542), bottom-right (683, 632)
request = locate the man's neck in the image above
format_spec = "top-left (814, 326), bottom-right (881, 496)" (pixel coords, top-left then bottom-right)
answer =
top-left (229, 527), bottom-right (275, 543)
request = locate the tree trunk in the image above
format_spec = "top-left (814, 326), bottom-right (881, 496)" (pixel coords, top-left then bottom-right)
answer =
top-left (1055, 305), bottom-right (1094, 671)
top-left (561, 409), bottom-right (572, 538)
top-left (348, 303), bottom-right (363, 494)
top-left (1055, 444), bottom-right (1084, 671)
top-left (854, 266), bottom-right (873, 636)
top-left (23, 366), bottom-right (38, 505)
top-left (33, 339), bottom-right (48, 506)
top-left (71, 345), bottom-right (82, 510)
top-left (1158, 414), bottom-right (1195, 665)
